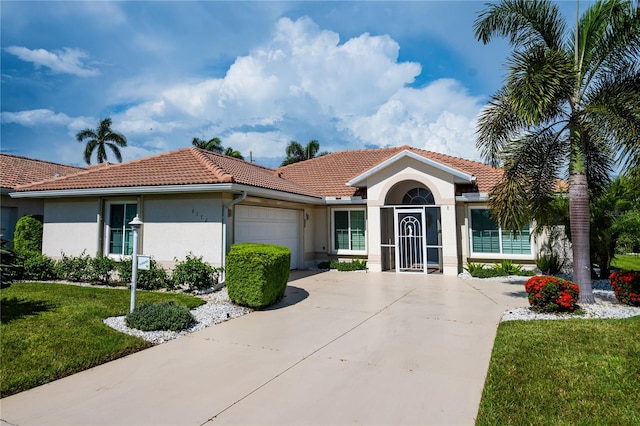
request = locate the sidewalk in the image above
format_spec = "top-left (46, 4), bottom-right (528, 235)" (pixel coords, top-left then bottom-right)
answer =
top-left (1, 271), bottom-right (528, 425)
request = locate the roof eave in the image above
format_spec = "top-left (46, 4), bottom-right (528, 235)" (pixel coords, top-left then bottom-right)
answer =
top-left (10, 183), bottom-right (325, 205)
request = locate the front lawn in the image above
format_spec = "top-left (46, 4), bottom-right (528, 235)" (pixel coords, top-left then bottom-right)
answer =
top-left (1, 282), bottom-right (203, 397)
top-left (477, 317), bottom-right (640, 425)
top-left (611, 254), bottom-right (640, 271)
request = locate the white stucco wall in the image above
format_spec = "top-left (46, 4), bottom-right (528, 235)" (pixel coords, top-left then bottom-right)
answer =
top-left (142, 194), bottom-right (223, 268)
top-left (43, 198), bottom-right (100, 258)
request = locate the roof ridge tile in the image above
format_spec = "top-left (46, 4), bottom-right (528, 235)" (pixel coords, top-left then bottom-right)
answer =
top-left (189, 148), bottom-right (234, 183)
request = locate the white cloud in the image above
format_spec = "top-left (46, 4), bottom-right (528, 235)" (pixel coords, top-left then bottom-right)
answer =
top-left (223, 131), bottom-right (288, 158)
top-left (5, 46), bottom-right (99, 77)
top-left (7, 16), bottom-right (485, 165)
top-left (2, 109), bottom-right (69, 126)
top-left (1, 109), bottom-right (97, 141)
top-left (342, 79), bottom-right (483, 160)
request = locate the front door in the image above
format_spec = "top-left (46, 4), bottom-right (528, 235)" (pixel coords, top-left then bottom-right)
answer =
top-left (396, 210), bottom-right (426, 273)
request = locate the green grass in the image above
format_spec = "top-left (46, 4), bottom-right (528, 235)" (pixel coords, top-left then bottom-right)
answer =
top-left (611, 254), bottom-right (640, 271)
top-left (1, 282), bottom-right (204, 397)
top-left (477, 317), bottom-right (640, 425)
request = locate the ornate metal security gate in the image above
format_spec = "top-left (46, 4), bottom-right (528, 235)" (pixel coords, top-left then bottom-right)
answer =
top-left (396, 210), bottom-right (426, 272)
top-left (380, 206), bottom-right (443, 274)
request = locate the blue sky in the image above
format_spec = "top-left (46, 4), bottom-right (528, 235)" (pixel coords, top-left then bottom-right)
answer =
top-left (1, 1), bottom-right (587, 168)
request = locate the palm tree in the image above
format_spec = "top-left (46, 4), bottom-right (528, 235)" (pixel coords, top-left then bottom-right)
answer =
top-left (192, 137), bottom-right (223, 154)
top-left (224, 147), bottom-right (244, 160)
top-left (474, 0), bottom-right (640, 303)
top-left (281, 140), bottom-right (322, 166)
top-left (76, 118), bottom-right (128, 165)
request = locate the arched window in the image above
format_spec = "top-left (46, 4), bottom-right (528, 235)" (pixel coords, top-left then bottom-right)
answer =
top-left (402, 187), bottom-right (435, 205)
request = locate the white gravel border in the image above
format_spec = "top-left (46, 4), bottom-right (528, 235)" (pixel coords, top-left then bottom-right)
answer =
top-left (502, 291), bottom-right (640, 321)
top-left (458, 272), bottom-right (640, 322)
top-left (103, 287), bottom-right (251, 345)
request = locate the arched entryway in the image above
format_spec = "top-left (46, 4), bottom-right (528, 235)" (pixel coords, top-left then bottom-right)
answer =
top-left (380, 181), bottom-right (442, 274)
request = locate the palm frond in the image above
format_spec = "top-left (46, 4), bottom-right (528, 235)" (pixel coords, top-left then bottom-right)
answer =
top-left (582, 65), bottom-right (640, 170)
top-left (106, 142), bottom-right (123, 163)
top-left (492, 128), bottom-right (568, 230)
top-left (476, 89), bottom-right (525, 166)
top-left (96, 144), bottom-right (107, 164)
top-left (84, 140), bottom-right (97, 165)
top-left (576, 0), bottom-right (640, 100)
top-left (76, 129), bottom-right (97, 142)
top-left (474, 0), bottom-right (566, 50)
top-left (505, 45), bottom-right (574, 125)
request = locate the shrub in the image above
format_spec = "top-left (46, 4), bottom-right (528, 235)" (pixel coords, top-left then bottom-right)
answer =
top-left (472, 268), bottom-right (504, 278)
top-left (524, 275), bottom-right (580, 313)
top-left (125, 302), bottom-right (194, 331)
top-left (172, 253), bottom-right (217, 291)
top-left (493, 259), bottom-right (523, 276)
top-left (536, 251), bottom-right (563, 275)
top-left (20, 252), bottom-right (57, 281)
top-left (13, 215), bottom-right (43, 254)
top-left (465, 262), bottom-right (485, 276)
top-left (55, 251), bottom-right (91, 282)
top-left (117, 258), bottom-right (171, 290)
top-left (226, 243), bottom-right (290, 308)
top-left (330, 259), bottom-right (367, 271)
top-left (609, 271), bottom-right (640, 306)
top-left (0, 235), bottom-right (17, 288)
top-left (317, 261), bottom-right (331, 270)
top-left (88, 256), bottom-right (116, 285)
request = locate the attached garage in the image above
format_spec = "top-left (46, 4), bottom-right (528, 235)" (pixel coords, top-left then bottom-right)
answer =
top-left (234, 205), bottom-right (301, 269)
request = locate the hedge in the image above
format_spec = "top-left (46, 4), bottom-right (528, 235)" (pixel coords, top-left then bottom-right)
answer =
top-left (226, 243), bottom-right (290, 308)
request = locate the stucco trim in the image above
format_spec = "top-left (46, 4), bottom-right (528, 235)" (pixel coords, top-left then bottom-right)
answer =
top-left (346, 150), bottom-right (475, 187)
top-left (456, 192), bottom-right (490, 202)
top-left (10, 183), bottom-right (325, 205)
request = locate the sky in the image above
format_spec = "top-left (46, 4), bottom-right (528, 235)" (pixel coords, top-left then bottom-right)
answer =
top-left (1, 1), bottom-right (588, 168)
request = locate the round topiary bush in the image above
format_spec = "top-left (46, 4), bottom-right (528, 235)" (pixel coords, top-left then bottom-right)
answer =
top-left (609, 271), bottom-right (640, 306)
top-left (125, 302), bottom-right (194, 331)
top-left (524, 275), bottom-right (580, 313)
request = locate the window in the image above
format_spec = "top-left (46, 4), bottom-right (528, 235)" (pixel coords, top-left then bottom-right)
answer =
top-left (402, 187), bottom-right (435, 205)
top-left (108, 203), bottom-right (137, 255)
top-left (333, 209), bottom-right (366, 252)
top-left (470, 208), bottom-right (531, 255)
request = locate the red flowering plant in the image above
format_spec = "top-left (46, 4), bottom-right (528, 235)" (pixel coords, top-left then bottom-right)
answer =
top-left (524, 275), bottom-right (580, 313)
top-left (609, 271), bottom-right (640, 306)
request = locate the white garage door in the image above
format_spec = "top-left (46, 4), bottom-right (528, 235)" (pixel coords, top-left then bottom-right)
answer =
top-left (234, 206), bottom-right (300, 269)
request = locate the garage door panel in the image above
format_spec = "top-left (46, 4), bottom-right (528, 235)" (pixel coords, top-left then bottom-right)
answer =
top-left (235, 206), bottom-right (300, 269)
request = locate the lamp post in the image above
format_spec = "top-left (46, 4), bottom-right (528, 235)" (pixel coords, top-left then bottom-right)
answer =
top-left (129, 215), bottom-right (143, 313)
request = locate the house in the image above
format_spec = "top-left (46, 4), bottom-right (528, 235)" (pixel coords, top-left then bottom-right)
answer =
top-left (1, 154), bottom-right (84, 243)
top-left (10, 146), bottom-right (541, 274)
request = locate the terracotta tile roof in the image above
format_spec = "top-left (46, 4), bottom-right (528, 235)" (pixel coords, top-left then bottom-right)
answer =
top-left (277, 145), bottom-right (503, 197)
top-left (0, 154), bottom-right (84, 190)
top-left (12, 146), bottom-right (503, 199)
top-left (14, 148), bottom-right (322, 198)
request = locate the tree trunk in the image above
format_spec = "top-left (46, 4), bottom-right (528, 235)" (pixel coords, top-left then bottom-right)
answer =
top-left (569, 173), bottom-right (595, 303)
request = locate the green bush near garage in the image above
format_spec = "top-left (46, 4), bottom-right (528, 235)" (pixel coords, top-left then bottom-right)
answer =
top-left (226, 243), bottom-right (290, 308)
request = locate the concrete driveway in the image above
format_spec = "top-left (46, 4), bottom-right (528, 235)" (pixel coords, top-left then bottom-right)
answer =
top-left (1, 271), bottom-right (528, 426)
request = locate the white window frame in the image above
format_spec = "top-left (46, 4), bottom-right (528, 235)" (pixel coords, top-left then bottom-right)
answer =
top-left (468, 206), bottom-right (534, 260)
top-left (104, 200), bottom-right (138, 259)
top-left (331, 208), bottom-right (367, 255)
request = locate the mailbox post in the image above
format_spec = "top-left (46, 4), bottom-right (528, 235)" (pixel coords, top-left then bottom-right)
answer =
top-left (129, 216), bottom-right (143, 313)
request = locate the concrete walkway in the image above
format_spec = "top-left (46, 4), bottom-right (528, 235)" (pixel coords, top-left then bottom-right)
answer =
top-left (1, 271), bottom-right (528, 426)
